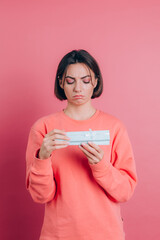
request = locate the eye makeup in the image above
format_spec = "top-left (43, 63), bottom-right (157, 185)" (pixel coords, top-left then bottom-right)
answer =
top-left (82, 77), bottom-right (91, 83)
top-left (65, 78), bottom-right (74, 84)
top-left (65, 76), bottom-right (91, 84)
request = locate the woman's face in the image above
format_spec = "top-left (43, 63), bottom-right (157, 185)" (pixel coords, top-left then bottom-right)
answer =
top-left (60, 63), bottom-right (98, 105)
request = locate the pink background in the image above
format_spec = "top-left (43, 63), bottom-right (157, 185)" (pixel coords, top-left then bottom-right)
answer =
top-left (0, 0), bottom-right (160, 239)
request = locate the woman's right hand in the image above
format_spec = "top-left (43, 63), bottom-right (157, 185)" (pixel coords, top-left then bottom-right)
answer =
top-left (38, 129), bottom-right (70, 159)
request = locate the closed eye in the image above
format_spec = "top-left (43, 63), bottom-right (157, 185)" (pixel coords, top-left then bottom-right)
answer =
top-left (65, 76), bottom-right (91, 84)
top-left (65, 78), bottom-right (75, 84)
top-left (83, 77), bottom-right (91, 84)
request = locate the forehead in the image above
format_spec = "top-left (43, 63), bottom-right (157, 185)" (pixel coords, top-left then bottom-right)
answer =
top-left (65, 63), bottom-right (94, 77)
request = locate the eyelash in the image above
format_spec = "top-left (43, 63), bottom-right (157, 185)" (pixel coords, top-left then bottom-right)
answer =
top-left (66, 79), bottom-right (91, 84)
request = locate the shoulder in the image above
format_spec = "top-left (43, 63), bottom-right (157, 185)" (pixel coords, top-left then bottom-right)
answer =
top-left (31, 111), bottom-right (62, 132)
top-left (98, 111), bottom-right (131, 149)
top-left (98, 110), bottom-right (126, 131)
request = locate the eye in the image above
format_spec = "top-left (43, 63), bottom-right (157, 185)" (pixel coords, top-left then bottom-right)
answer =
top-left (65, 78), bottom-right (74, 84)
top-left (83, 77), bottom-right (91, 84)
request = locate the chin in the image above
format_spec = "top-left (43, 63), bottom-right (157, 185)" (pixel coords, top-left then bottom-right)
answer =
top-left (70, 98), bottom-right (91, 106)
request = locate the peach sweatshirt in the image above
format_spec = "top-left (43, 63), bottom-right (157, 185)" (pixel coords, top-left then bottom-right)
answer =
top-left (26, 109), bottom-right (137, 240)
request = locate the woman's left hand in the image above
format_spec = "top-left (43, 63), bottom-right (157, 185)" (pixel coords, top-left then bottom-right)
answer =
top-left (79, 142), bottom-right (104, 165)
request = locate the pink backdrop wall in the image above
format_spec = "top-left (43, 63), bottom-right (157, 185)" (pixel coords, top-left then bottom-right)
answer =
top-left (0, 0), bottom-right (160, 239)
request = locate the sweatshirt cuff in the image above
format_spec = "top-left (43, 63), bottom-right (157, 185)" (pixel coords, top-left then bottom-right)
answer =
top-left (89, 156), bottom-right (112, 173)
top-left (31, 151), bottom-right (53, 173)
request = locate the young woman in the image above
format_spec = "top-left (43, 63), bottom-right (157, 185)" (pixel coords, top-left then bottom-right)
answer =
top-left (26, 49), bottom-right (137, 240)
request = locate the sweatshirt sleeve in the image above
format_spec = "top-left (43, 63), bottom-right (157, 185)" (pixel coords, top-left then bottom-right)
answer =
top-left (25, 124), bottom-right (56, 204)
top-left (89, 123), bottom-right (138, 203)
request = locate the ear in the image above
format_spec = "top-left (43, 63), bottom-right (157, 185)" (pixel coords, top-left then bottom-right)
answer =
top-left (59, 79), bottom-right (64, 89)
top-left (93, 78), bottom-right (98, 89)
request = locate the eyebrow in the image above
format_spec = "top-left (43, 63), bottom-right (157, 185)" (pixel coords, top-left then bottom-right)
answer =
top-left (65, 75), bottom-right (91, 79)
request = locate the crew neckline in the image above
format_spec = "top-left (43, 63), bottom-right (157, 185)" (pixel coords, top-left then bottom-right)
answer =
top-left (60, 109), bottom-right (100, 124)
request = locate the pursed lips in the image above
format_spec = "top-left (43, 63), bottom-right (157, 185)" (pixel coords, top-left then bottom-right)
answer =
top-left (73, 95), bottom-right (84, 98)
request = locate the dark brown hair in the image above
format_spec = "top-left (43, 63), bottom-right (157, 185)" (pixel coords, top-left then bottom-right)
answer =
top-left (54, 49), bottom-right (103, 100)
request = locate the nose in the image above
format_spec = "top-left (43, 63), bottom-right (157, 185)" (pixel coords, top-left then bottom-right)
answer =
top-left (74, 80), bottom-right (82, 92)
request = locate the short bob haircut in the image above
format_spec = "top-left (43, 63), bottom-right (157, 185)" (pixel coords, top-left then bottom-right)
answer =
top-left (54, 49), bottom-right (103, 100)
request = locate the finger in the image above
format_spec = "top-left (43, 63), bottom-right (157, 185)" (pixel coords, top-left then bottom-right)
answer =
top-left (43, 136), bottom-right (69, 146)
top-left (79, 145), bottom-right (99, 163)
top-left (81, 143), bottom-right (104, 160)
top-left (52, 144), bottom-right (69, 150)
top-left (42, 139), bottom-right (69, 153)
top-left (79, 145), bottom-right (97, 160)
top-left (81, 143), bottom-right (99, 157)
top-left (46, 129), bottom-right (67, 137)
top-left (88, 141), bottom-right (102, 153)
top-left (49, 133), bottom-right (70, 141)
top-left (52, 139), bottom-right (70, 146)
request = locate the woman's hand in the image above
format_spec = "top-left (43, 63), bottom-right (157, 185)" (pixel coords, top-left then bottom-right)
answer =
top-left (79, 142), bottom-right (104, 165)
top-left (38, 129), bottom-right (70, 159)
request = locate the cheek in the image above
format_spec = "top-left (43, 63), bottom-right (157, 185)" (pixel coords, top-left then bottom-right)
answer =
top-left (63, 86), bottom-right (73, 97)
top-left (85, 86), bottom-right (94, 95)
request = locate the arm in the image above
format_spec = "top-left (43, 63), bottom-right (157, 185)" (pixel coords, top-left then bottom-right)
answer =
top-left (26, 127), bottom-right (56, 204)
top-left (80, 125), bottom-right (138, 203)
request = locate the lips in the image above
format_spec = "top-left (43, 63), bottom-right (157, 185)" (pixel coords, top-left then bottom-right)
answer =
top-left (73, 95), bottom-right (84, 99)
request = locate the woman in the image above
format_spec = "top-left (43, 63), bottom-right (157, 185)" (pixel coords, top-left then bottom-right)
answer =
top-left (26, 49), bottom-right (137, 240)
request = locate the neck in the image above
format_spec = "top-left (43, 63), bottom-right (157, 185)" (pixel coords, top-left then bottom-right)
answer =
top-left (63, 101), bottom-right (96, 120)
